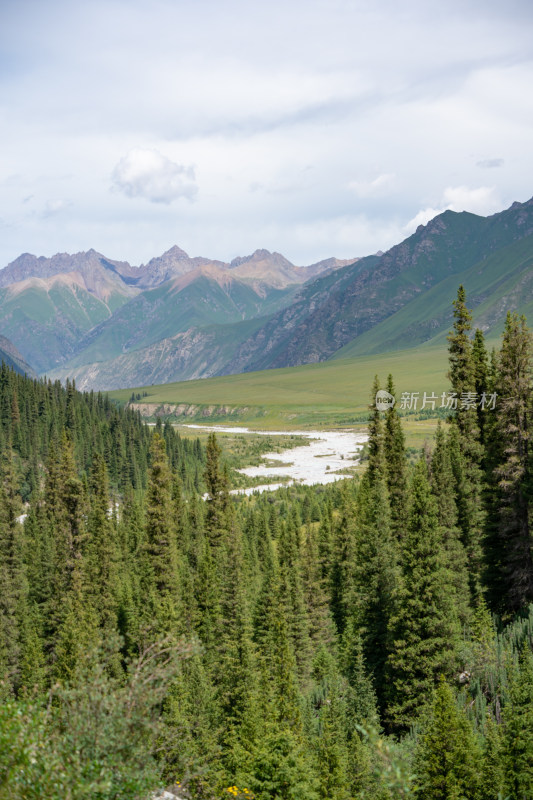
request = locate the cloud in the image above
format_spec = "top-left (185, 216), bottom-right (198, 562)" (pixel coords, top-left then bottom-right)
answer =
top-left (442, 185), bottom-right (500, 215)
top-left (111, 149), bottom-right (197, 204)
top-left (42, 198), bottom-right (71, 217)
top-left (348, 173), bottom-right (395, 197)
top-left (404, 185), bottom-right (501, 233)
top-left (405, 207), bottom-right (443, 231)
top-left (0, 1), bottom-right (532, 266)
top-left (476, 158), bottom-right (504, 169)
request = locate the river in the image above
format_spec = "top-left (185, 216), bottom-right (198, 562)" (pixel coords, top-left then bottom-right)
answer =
top-left (184, 425), bottom-right (368, 495)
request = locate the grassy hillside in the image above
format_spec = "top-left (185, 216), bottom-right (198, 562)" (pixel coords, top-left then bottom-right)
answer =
top-left (109, 343), bottom-right (451, 428)
top-left (0, 280), bottom-right (120, 372)
top-left (47, 316), bottom-right (267, 391)
top-left (66, 273), bottom-right (299, 368)
top-left (335, 230), bottom-right (533, 358)
top-left (221, 200), bottom-right (533, 374)
top-left (0, 335), bottom-right (37, 377)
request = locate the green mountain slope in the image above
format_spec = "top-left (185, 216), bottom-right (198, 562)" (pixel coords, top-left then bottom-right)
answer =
top-left (335, 229), bottom-right (533, 358)
top-left (221, 197), bottom-right (533, 373)
top-left (0, 335), bottom-right (37, 377)
top-left (0, 275), bottom-right (129, 372)
top-left (5, 198), bottom-right (533, 390)
top-left (61, 267), bottom-right (300, 369)
top-left (47, 316), bottom-right (267, 391)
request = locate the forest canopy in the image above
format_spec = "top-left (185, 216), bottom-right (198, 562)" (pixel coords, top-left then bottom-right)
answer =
top-left (0, 289), bottom-right (532, 800)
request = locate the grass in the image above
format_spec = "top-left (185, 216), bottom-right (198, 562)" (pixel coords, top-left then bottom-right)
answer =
top-left (109, 343), bottom-right (451, 429)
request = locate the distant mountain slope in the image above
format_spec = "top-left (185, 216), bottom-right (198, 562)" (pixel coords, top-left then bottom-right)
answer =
top-left (46, 196), bottom-right (533, 391)
top-left (5, 198), bottom-right (533, 392)
top-left (133, 245), bottom-right (228, 288)
top-left (0, 335), bottom-right (37, 377)
top-left (0, 245), bottom-right (353, 375)
top-left (0, 272), bottom-right (137, 372)
top-left (334, 229), bottom-right (533, 358)
top-left (222, 198), bottom-right (533, 374)
top-left (0, 249), bottom-right (140, 303)
top-left (51, 255), bottom-right (371, 389)
top-left (46, 317), bottom-right (267, 391)
top-left (62, 267), bottom-right (300, 370)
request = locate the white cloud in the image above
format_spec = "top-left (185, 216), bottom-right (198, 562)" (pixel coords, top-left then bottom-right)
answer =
top-left (0, 1), bottom-right (532, 266)
top-left (42, 198), bottom-right (71, 217)
top-left (348, 173), bottom-right (395, 197)
top-left (404, 185), bottom-right (501, 234)
top-left (442, 185), bottom-right (500, 215)
top-left (404, 207), bottom-right (443, 232)
top-left (111, 149), bottom-right (197, 204)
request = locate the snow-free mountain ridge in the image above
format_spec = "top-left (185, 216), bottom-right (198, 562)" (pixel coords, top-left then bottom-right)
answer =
top-left (1, 197), bottom-right (533, 390)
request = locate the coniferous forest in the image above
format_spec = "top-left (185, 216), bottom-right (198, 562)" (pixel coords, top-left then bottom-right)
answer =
top-left (1, 288), bottom-right (533, 800)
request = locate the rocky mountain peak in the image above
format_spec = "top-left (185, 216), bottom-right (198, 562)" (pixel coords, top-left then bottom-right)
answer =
top-left (160, 245), bottom-right (190, 261)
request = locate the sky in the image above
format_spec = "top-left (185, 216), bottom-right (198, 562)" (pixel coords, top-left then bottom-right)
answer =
top-left (1, 0), bottom-right (532, 268)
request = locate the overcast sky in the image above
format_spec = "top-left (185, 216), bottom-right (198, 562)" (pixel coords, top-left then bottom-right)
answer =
top-left (1, 0), bottom-right (532, 267)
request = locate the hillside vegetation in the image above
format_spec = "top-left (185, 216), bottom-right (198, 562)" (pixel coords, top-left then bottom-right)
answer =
top-left (1, 291), bottom-right (533, 799)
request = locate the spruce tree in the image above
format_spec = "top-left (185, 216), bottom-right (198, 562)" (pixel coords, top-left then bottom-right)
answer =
top-left (485, 313), bottom-right (533, 613)
top-left (204, 432), bottom-right (230, 547)
top-left (481, 714), bottom-right (505, 800)
top-left (349, 468), bottom-right (398, 712)
top-left (368, 374), bottom-right (387, 482)
top-left (142, 433), bottom-right (183, 638)
top-left (217, 516), bottom-right (260, 773)
top-left (384, 373), bottom-right (408, 539)
top-left (329, 484), bottom-right (357, 636)
top-left (414, 679), bottom-right (482, 799)
top-left (313, 667), bottom-right (351, 800)
top-left (0, 447), bottom-right (26, 692)
top-left (446, 286), bottom-right (485, 596)
top-left (430, 423), bottom-right (471, 624)
top-left (277, 517), bottom-right (312, 682)
top-left (85, 453), bottom-right (119, 637)
top-left (301, 523), bottom-right (335, 651)
top-left (386, 460), bottom-right (459, 731)
top-left (503, 644), bottom-right (533, 799)
top-left (472, 328), bottom-right (489, 444)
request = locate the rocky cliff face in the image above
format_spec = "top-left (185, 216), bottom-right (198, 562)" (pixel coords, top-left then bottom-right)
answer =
top-left (0, 250), bottom-right (139, 301)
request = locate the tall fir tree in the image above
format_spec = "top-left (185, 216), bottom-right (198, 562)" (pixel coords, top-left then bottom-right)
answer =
top-left (386, 460), bottom-right (460, 731)
top-left (446, 285), bottom-right (485, 596)
top-left (503, 644), bottom-right (533, 799)
top-left (430, 423), bottom-right (471, 624)
top-left (141, 433), bottom-right (183, 638)
top-left (484, 313), bottom-right (533, 613)
top-left (85, 453), bottom-right (119, 637)
top-left (472, 328), bottom-right (489, 445)
top-left (414, 679), bottom-right (482, 800)
top-left (0, 446), bottom-right (26, 692)
top-left (204, 432), bottom-right (231, 547)
top-left (349, 468), bottom-right (398, 713)
top-left (384, 374), bottom-right (408, 540)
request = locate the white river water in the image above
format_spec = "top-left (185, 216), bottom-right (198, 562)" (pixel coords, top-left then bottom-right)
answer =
top-left (184, 425), bottom-right (368, 495)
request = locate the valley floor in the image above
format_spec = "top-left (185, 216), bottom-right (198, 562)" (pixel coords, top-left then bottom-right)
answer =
top-left (183, 424), bottom-right (368, 493)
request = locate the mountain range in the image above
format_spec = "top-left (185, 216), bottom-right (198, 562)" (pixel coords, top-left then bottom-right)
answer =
top-left (1, 196), bottom-right (532, 390)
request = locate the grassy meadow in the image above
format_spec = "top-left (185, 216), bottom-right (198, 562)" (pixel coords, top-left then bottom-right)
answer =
top-left (109, 343), bottom-right (454, 450)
